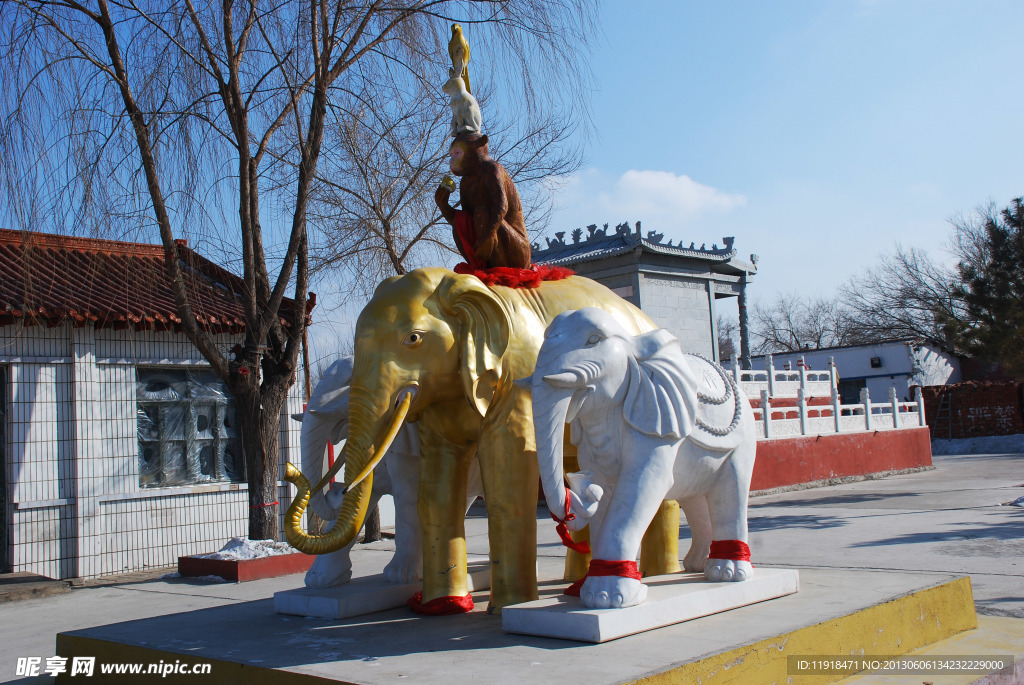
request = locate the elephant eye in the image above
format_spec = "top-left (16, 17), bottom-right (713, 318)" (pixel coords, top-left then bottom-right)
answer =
top-left (586, 334), bottom-right (601, 345)
top-left (403, 331), bottom-right (425, 347)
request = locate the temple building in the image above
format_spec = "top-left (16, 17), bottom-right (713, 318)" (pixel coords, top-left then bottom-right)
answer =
top-left (531, 222), bottom-right (758, 364)
top-left (0, 229), bottom-right (304, 580)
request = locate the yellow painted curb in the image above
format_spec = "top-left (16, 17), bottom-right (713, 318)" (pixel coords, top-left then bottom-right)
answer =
top-left (629, 576), bottom-right (977, 685)
top-left (839, 615), bottom-right (1024, 685)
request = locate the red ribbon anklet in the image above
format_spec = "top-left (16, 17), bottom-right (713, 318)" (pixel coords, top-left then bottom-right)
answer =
top-left (407, 592), bottom-right (474, 615)
top-left (709, 539), bottom-right (752, 563)
top-left (564, 559), bottom-right (641, 596)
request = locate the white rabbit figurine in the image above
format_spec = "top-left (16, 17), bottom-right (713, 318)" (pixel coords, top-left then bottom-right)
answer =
top-left (443, 67), bottom-right (482, 136)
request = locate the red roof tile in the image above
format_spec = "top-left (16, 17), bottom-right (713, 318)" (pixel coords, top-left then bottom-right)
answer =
top-left (0, 229), bottom-right (308, 333)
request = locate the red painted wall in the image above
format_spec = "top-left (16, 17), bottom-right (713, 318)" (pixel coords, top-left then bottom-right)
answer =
top-left (751, 427), bottom-right (932, 492)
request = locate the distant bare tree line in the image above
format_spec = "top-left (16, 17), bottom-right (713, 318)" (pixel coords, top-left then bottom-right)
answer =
top-left (744, 200), bottom-right (1023, 377)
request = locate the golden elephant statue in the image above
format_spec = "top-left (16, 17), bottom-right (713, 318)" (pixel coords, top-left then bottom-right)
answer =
top-left (284, 267), bottom-right (680, 613)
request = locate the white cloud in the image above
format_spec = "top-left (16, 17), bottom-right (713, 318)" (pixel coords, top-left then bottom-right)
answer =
top-left (551, 169), bottom-right (746, 235)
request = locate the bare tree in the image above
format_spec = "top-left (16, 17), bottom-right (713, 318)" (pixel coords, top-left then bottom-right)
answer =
top-left (839, 245), bottom-right (968, 351)
top-left (0, 0), bottom-right (596, 540)
top-left (948, 202), bottom-right (998, 276)
top-left (716, 312), bottom-right (737, 361)
top-left (751, 293), bottom-right (857, 353)
top-left (308, 43), bottom-right (585, 296)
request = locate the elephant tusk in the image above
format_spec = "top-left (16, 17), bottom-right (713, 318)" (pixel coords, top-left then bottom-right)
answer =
top-left (311, 444), bottom-right (346, 497)
top-left (341, 390), bottom-right (414, 494)
top-left (543, 371), bottom-right (583, 389)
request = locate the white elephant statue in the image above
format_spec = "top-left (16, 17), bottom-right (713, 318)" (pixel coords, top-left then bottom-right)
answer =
top-left (296, 356), bottom-right (482, 588)
top-left (525, 308), bottom-right (757, 609)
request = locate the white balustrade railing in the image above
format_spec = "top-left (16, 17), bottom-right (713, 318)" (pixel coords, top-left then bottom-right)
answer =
top-left (736, 354), bottom-right (927, 440)
top-left (730, 352), bottom-right (837, 399)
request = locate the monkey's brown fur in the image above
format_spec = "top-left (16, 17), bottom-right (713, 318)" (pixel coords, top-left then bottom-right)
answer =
top-left (435, 133), bottom-right (532, 270)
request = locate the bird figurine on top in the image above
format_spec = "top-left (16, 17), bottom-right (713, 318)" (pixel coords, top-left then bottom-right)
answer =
top-left (449, 24), bottom-right (471, 93)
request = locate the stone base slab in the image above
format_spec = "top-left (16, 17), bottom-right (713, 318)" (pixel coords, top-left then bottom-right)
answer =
top-left (274, 556), bottom-right (491, 619)
top-left (502, 568), bottom-right (799, 643)
top-left (54, 570), bottom-right (978, 685)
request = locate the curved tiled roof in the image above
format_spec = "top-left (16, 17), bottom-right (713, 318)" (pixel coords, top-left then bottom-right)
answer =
top-left (531, 222), bottom-right (749, 270)
top-left (0, 229), bottom-right (307, 333)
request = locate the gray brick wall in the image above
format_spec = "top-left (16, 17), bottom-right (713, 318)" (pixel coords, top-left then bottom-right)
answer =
top-left (637, 274), bottom-right (713, 357)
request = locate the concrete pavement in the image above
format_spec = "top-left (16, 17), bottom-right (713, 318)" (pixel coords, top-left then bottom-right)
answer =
top-left (746, 451), bottom-right (1024, 619)
top-left (0, 449), bottom-right (1021, 683)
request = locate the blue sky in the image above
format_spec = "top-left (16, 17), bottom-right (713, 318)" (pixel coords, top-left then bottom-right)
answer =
top-left (548, 1), bottom-right (1024, 317)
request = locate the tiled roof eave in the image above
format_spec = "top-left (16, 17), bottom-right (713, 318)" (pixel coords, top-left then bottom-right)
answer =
top-left (0, 229), bottom-right (308, 334)
top-left (534, 242), bottom-right (737, 267)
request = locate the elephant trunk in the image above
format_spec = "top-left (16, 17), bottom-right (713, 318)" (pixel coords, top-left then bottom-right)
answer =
top-left (284, 391), bottom-right (402, 555)
top-left (533, 389), bottom-right (574, 520)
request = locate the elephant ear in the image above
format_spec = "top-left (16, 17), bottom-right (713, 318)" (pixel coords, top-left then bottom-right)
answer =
top-left (439, 274), bottom-right (511, 417)
top-left (624, 333), bottom-right (701, 439)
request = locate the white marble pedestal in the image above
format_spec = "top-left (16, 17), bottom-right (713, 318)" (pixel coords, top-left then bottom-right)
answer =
top-left (502, 568), bottom-right (799, 643)
top-left (274, 556), bottom-right (491, 619)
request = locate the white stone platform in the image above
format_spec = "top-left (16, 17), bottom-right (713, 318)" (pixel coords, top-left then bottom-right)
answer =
top-left (502, 568), bottom-right (800, 643)
top-left (274, 555), bottom-right (491, 619)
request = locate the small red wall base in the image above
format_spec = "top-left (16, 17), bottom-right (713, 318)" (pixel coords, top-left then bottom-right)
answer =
top-left (178, 553), bottom-right (314, 582)
top-left (751, 427), bottom-right (933, 492)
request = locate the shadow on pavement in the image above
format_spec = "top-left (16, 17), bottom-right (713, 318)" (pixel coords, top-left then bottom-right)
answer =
top-left (850, 516), bottom-right (1024, 547)
top-left (747, 514), bottom-right (848, 532)
top-left (57, 595), bottom-right (580, 676)
top-left (751, 492), bottom-right (920, 508)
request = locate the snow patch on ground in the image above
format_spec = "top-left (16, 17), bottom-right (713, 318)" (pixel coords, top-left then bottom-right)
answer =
top-left (194, 537), bottom-right (297, 560)
top-left (932, 433), bottom-right (1024, 456)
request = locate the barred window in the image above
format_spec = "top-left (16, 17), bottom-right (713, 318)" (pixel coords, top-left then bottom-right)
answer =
top-left (137, 368), bottom-right (244, 487)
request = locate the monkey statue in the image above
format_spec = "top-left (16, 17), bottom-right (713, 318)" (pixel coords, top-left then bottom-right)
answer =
top-left (434, 132), bottom-right (532, 270)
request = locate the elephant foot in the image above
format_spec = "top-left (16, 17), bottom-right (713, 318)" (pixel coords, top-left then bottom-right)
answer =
top-left (580, 575), bottom-right (647, 608)
top-left (383, 552), bottom-right (423, 584)
top-left (304, 550), bottom-right (354, 588)
top-left (682, 543), bottom-right (709, 573)
top-left (705, 559), bottom-right (754, 582)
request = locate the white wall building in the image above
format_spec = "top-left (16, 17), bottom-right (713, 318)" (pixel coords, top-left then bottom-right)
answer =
top-left (0, 230), bottom-right (304, 580)
top-left (733, 340), bottom-right (960, 404)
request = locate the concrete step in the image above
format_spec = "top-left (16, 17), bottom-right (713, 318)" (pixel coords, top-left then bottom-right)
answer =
top-left (838, 615), bottom-right (1024, 685)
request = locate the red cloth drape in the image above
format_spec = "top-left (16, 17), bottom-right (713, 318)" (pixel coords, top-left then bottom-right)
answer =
top-left (453, 263), bottom-right (574, 288)
top-left (452, 210), bottom-right (484, 270)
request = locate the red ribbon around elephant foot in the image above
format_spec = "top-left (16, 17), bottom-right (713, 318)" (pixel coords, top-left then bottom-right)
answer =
top-left (709, 539), bottom-right (752, 563)
top-left (407, 591), bottom-right (474, 615)
top-left (564, 559), bottom-right (642, 596)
